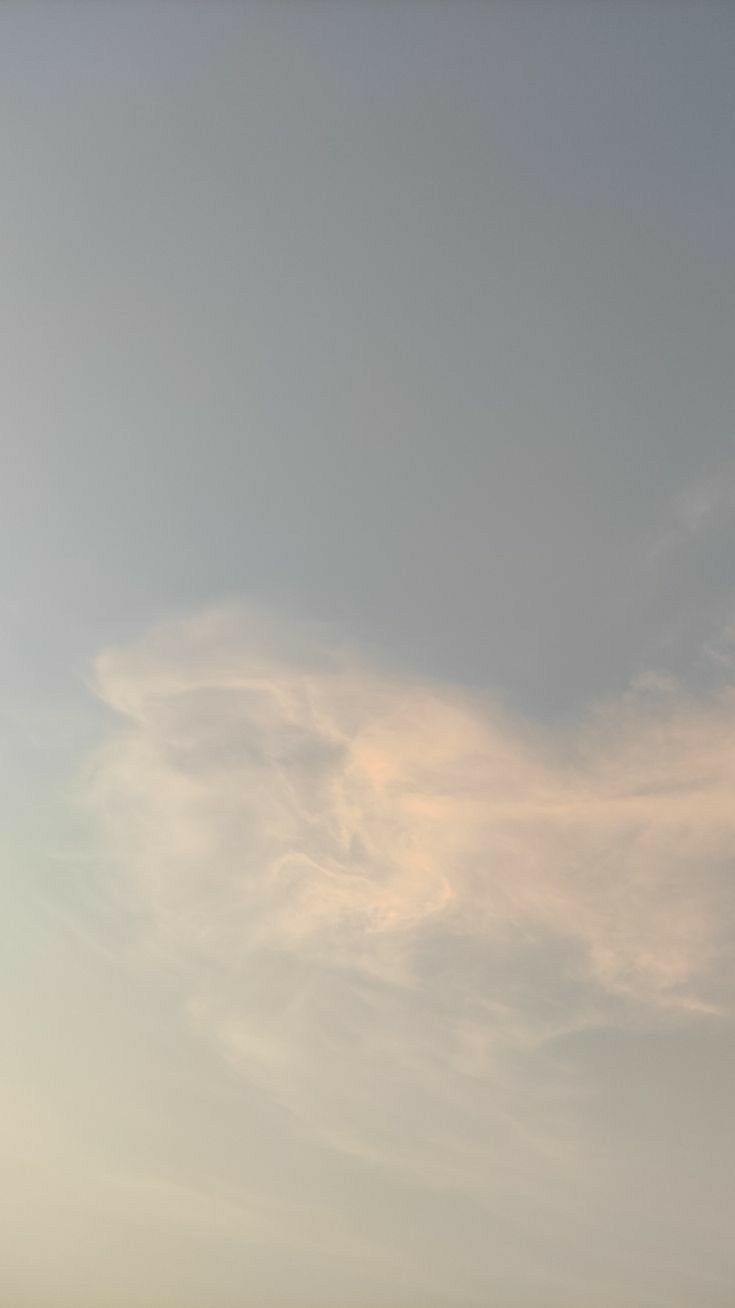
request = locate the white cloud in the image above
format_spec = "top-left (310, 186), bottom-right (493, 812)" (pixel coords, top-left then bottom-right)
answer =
top-left (85, 605), bottom-right (735, 1196)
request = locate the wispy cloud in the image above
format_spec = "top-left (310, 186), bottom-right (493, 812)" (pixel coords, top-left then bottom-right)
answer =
top-left (646, 463), bottom-right (735, 568)
top-left (85, 605), bottom-right (735, 1199)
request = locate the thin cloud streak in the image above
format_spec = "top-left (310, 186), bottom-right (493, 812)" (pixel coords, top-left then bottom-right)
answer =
top-left (646, 463), bottom-right (735, 568)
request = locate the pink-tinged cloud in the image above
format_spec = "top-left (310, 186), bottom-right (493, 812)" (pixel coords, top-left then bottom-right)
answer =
top-left (86, 605), bottom-right (734, 1188)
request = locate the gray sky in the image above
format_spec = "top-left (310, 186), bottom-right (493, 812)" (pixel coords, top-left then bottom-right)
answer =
top-left (2, 4), bottom-right (735, 1306)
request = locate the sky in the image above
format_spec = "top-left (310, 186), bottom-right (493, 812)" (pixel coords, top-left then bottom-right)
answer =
top-left (2, 3), bottom-right (735, 1306)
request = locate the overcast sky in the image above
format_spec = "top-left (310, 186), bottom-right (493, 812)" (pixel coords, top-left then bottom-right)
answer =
top-left (2, 5), bottom-right (735, 1307)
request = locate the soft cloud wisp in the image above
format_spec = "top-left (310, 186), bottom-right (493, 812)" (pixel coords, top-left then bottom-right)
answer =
top-left (87, 607), bottom-right (734, 1194)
